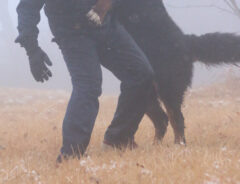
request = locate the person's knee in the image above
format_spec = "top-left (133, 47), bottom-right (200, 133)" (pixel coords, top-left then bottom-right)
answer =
top-left (139, 63), bottom-right (154, 87)
top-left (72, 77), bottom-right (102, 98)
top-left (124, 63), bottom-right (154, 90)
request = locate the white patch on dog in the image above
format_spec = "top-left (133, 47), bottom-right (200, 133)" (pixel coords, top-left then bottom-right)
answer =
top-left (87, 9), bottom-right (102, 26)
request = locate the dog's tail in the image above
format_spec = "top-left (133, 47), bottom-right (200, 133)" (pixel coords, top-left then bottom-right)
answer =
top-left (186, 33), bottom-right (240, 65)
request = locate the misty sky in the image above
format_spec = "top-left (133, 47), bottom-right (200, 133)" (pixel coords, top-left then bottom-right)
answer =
top-left (1, 0), bottom-right (240, 94)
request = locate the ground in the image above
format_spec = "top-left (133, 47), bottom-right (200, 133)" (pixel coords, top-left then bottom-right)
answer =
top-left (0, 79), bottom-right (240, 184)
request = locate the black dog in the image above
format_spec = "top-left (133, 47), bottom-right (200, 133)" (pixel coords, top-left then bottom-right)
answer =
top-left (88, 0), bottom-right (240, 144)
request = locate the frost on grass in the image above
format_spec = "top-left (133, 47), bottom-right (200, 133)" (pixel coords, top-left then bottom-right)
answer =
top-left (78, 156), bottom-right (153, 178)
top-left (78, 157), bottom-right (125, 176)
top-left (0, 160), bottom-right (42, 184)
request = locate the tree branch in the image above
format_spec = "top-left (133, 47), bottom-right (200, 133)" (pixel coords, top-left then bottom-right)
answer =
top-left (224, 0), bottom-right (240, 18)
top-left (165, 0), bottom-right (240, 20)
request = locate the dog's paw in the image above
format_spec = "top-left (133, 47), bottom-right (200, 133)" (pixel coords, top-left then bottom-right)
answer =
top-left (86, 9), bottom-right (102, 26)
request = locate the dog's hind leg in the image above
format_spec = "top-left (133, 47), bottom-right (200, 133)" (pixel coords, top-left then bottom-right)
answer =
top-left (164, 100), bottom-right (186, 145)
top-left (146, 91), bottom-right (168, 143)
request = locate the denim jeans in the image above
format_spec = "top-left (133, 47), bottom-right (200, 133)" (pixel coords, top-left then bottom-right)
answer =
top-left (57, 20), bottom-right (154, 156)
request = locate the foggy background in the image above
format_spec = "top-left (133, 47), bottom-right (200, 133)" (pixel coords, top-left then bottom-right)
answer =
top-left (1, 0), bottom-right (240, 94)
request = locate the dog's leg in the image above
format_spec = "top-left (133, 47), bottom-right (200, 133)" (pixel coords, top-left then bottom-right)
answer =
top-left (146, 85), bottom-right (168, 143)
top-left (146, 98), bottom-right (168, 144)
top-left (164, 101), bottom-right (186, 145)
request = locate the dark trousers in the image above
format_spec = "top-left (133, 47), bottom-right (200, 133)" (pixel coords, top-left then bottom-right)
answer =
top-left (57, 21), bottom-right (154, 156)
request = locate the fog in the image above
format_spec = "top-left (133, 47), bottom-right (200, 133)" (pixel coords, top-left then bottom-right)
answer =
top-left (1, 0), bottom-right (240, 94)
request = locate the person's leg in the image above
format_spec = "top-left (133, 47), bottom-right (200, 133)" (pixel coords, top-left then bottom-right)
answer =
top-left (99, 22), bottom-right (154, 148)
top-left (57, 36), bottom-right (102, 160)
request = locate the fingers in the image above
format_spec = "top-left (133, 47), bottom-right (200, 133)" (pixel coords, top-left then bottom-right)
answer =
top-left (46, 69), bottom-right (52, 77)
top-left (41, 54), bottom-right (53, 82)
top-left (33, 69), bottom-right (52, 83)
top-left (41, 68), bottom-right (52, 82)
top-left (87, 9), bottom-right (102, 26)
top-left (43, 54), bottom-right (53, 66)
top-left (32, 74), bottom-right (44, 83)
top-left (42, 74), bottom-right (49, 81)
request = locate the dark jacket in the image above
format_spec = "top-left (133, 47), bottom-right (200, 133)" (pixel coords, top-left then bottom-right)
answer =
top-left (15, 0), bottom-right (98, 45)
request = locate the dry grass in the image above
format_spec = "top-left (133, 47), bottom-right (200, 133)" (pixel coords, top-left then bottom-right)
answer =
top-left (0, 80), bottom-right (240, 184)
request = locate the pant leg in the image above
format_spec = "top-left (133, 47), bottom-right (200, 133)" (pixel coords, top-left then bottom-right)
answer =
top-left (58, 36), bottom-right (102, 156)
top-left (98, 22), bottom-right (154, 146)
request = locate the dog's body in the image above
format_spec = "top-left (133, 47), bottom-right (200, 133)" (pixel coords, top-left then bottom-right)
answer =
top-left (89, 0), bottom-right (240, 144)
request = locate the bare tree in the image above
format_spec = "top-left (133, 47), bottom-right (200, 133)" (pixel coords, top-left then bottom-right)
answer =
top-left (223, 0), bottom-right (240, 18)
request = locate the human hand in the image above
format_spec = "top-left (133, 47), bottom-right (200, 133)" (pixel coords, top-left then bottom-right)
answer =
top-left (28, 47), bottom-right (52, 83)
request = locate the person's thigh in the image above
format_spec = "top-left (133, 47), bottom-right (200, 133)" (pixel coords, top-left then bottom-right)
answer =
top-left (99, 22), bottom-right (153, 87)
top-left (59, 36), bottom-right (102, 97)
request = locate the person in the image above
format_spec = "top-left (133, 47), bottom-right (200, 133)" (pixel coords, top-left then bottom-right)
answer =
top-left (15, 0), bottom-right (154, 162)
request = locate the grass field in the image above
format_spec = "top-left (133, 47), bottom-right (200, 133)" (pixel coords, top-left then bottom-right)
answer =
top-left (0, 79), bottom-right (240, 184)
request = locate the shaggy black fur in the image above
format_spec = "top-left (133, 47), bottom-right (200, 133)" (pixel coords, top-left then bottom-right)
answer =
top-left (112, 0), bottom-right (240, 144)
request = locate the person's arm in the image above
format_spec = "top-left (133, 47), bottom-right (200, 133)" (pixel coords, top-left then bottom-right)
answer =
top-left (15, 0), bottom-right (45, 52)
top-left (87, 0), bottom-right (122, 26)
top-left (15, 0), bottom-right (52, 83)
